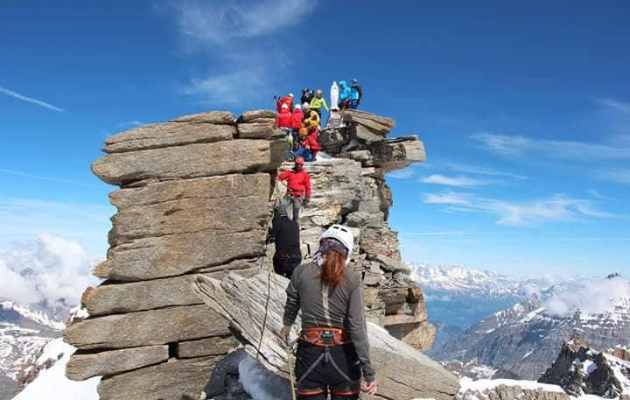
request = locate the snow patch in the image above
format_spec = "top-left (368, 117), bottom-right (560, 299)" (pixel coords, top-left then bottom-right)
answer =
top-left (13, 338), bottom-right (100, 400)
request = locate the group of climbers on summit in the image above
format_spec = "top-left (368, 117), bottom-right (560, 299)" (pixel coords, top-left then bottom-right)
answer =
top-left (276, 80), bottom-right (363, 164)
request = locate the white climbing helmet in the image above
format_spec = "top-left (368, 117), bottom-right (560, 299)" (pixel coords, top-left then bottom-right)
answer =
top-left (321, 224), bottom-right (354, 260)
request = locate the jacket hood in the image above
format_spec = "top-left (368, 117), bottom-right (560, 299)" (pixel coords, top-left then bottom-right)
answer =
top-left (339, 80), bottom-right (348, 89)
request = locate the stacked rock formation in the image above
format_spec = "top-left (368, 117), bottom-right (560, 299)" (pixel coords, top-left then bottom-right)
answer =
top-left (63, 108), bottom-right (435, 399)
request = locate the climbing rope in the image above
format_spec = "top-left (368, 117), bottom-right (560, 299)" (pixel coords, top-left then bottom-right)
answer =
top-left (255, 173), bottom-right (298, 400)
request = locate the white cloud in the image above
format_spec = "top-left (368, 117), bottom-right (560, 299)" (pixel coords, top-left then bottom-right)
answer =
top-left (600, 168), bottom-right (630, 185)
top-left (386, 169), bottom-right (415, 179)
top-left (0, 233), bottom-right (100, 307)
top-left (423, 192), bottom-right (471, 205)
top-left (422, 191), bottom-right (616, 227)
top-left (421, 174), bottom-right (487, 188)
top-left (183, 69), bottom-right (267, 105)
top-left (165, 0), bottom-right (317, 105)
top-left (442, 162), bottom-right (527, 180)
top-left (0, 86), bottom-right (64, 112)
top-left (595, 98), bottom-right (630, 114)
top-left (471, 132), bottom-right (630, 161)
top-left (175, 0), bottom-right (316, 44)
top-left (543, 276), bottom-right (630, 317)
top-left (587, 189), bottom-right (616, 201)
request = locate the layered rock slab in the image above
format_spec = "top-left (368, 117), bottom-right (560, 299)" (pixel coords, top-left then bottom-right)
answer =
top-left (66, 345), bottom-right (169, 381)
top-left (97, 355), bottom-right (221, 400)
top-left (92, 140), bottom-right (278, 186)
top-left (64, 305), bottom-right (229, 350)
top-left (84, 259), bottom-right (259, 316)
top-left (94, 229), bottom-right (265, 281)
top-left (108, 173), bottom-right (270, 245)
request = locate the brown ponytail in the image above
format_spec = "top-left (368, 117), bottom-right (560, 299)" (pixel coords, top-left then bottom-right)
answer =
top-left (320, 250), bottom-right (345, 288)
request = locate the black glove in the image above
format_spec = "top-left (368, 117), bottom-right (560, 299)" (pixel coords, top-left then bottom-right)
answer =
top-left (303, 197), bottom-right (310, 207)
top-left (265, 234), bottom-right (275, 244)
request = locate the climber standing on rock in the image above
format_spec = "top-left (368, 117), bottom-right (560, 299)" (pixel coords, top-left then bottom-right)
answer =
top-left (309, 89), bottom-right (329, 118)
top-left (349, 79), bottom-right (363, 110)
top-left (278, 157), bottom-right (311, 222)
top-left (266, 204), bottom-right (302, 278)
top-left (280, 225), bottom-right (378, 399)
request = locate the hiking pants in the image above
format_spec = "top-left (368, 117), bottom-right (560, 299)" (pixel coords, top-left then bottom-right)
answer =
top-left (293, 147), bottom-right (314, 162)
top-left (295, 342), bottom-right (361, 400)
top-left (281, 195), bottom-right (303, 222)
top-left (348, 100), bottom-right (359, 110)
top-left (273, 254), bottom-right (302, 278)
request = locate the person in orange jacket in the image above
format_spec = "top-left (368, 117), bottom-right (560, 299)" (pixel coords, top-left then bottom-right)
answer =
top-left (295, 128), bottom-right (322, 160)
top-left (291, 104), bottom-right (304, 151)
top-left (278, 157), bottom-right (311, 222)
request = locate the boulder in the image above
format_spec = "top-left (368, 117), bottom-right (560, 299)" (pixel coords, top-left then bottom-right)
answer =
top-left (103, 122), bottom-right (236, 154)
top-left (66, 345), bottom-right (169, 381)
top-left (97, 355), bottom-right (221, 400)
top-left (92, 140), bottom-right (279, 186)
top-left (369, 136), bottom-right (427, 172)
top-left (341, 110), bottom-right (396, 133)
top-left (238, 109), bottom-right (276, 123)
top-left (193, 272), bottom-right (460, 399)
top-left (94, 228), bottom-right (265, 281)
top-left (64, 305), bottom-right (229, 350)
top-left (108, 174), bottom-right (270, 245)
top-left (318, 128), bottom-right (350, 153)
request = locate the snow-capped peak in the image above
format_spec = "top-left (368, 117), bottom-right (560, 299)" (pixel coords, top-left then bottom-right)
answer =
top-left (1, 301), bottom-right (65, 331)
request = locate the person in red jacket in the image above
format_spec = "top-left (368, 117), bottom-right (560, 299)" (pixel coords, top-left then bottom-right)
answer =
top-left (276, 93), bottom-right (294, 113)
top-left (277, 103), bottom-right (292, 129)
top-left (278, 157), bottom-right (311, 222)
top-left (290, 104), bottom-right (304, 151)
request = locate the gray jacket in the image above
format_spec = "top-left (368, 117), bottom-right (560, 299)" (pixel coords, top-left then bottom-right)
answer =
top-left (283, 261), bottom-right (375, 382)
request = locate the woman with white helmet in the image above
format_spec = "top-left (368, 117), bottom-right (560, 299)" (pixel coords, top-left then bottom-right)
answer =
top-left (281, 225), bottom-right (378, 399)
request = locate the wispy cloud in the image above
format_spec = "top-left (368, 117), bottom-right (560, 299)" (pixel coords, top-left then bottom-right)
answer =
top-left (0, 85), bottom-right (64, 112)
top-left (421, 174), bottom-right (488, 188)
top-left (471, 132), bottom-right (630, 161)
top-left (164, 0), bottom-right (317, 105)
top-left (387, 169), bottom-right (415, 179)
top-left (0, 168), bottom-right (94, 187)
top-left (595, 98), bottom-right (630, 114)
top-left (422, 191), bottom-right (617, 227)
top-left (587, 189), bottom-right (616, 201)
top-left (116, 120), bottom-right (145, 129)
top-left (176, 0), bottom-right (316, 44)
top-left (600, 168), bottom-right (630, 185)
top-left (442, 162), bottom-right (528, 180)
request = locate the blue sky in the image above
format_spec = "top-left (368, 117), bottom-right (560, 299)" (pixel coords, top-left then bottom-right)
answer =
top-left (1, 0), bottom-right (629, 276)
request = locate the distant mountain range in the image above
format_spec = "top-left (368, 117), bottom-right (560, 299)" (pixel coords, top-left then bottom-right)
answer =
top-left (0, 301), bottom-right (65, 400)
top-left (408, 262), bottom-right (578, 352)
top-left (431, 274), bottom-right (630, 380)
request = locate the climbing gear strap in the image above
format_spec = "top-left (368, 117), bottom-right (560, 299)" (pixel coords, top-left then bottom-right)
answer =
top-left (296, 346), bottom-right (353, 387)
top-left (300, 328), bottom-right (351, 347)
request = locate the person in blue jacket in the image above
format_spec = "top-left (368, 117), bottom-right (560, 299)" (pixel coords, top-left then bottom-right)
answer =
top-left (338, 80), bottom-right (351, 110)
top-left (349, 79), bottom-right (363, 109)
